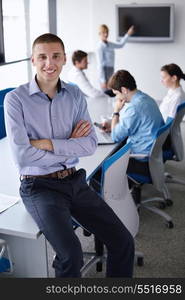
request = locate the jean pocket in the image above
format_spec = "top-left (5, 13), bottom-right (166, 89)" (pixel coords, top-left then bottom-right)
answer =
top-left (19, 178), bottom-right (36, 197)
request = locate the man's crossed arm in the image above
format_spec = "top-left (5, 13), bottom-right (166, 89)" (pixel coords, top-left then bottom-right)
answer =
top-left (30, 120), bottom-right (91, 151)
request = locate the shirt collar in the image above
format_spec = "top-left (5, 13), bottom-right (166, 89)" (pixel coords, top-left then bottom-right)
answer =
top-left (29, 76), bottom-right (64, 96)
top-left (100, 40), bottom-right (109, 47)
top-left (129, 90), bottom-right (142, 103)
top-left (168, 86), bottom-right (181, 96)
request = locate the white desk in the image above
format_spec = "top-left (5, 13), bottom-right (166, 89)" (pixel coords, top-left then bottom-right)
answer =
top-left (78, 144), bottom-right (115, 177)
top-left (0, 137), bottom-right (49, 277)
top-left (0, 137), bottom-right (115, 277)
top-left (86, 95), bottom-right (114, 123)
top-left (0, 96), bottom-right (115, 277)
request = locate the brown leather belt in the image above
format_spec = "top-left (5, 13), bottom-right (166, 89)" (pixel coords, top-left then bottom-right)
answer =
top-left (21, 167), bottom-right (76, 180)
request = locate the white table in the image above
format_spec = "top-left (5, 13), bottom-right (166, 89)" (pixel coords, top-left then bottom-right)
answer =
top-left (86, 95), bottom-right (114, 123)
top-left (0, 137), bottom-right (115, 277)
top-left (0, 137), bottom-right (49, 277)
top-left (0, 96), bottom-right (115, 277)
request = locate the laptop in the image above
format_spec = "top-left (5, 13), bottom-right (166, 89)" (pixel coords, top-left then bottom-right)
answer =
top-left (94, 126), bottom-right (115, 145)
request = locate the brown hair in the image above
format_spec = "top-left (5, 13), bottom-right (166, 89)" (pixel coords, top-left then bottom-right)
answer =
top-left (32, 33), bottom-right (65, 52)
top-left (72, 50), bottom-right (87, 65)
top-left (108, 70), bottom-right (137, 91)
top-left (161, 63), bottom-right (185, 81)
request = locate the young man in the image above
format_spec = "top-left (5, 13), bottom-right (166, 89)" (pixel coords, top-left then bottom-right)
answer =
top-left (102, 70), bottom-right (164, 157)
top-left (102, 70), bottom-right (164, 205)
top-left (4, 34), bottom-right (134, 278)
top-left (67, 50), bottom-right (105, 98)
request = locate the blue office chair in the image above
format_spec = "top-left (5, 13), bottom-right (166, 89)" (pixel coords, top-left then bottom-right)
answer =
top-left (0, 239), bottom-right (13, 274)
top-left (163, 102), bottom-right (185, 189)
top-left (127, 117), bottom-right (174, 228)
top-left (74, 141), bottom-right (143, 277)
top-left (0, 88), bottom-right (15, 139)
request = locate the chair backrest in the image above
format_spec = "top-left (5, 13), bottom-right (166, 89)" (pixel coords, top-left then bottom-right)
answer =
top-left (93, 142), bottom-right (139, 238)
top-left (170, 101), bottom-right (185, 161)
top-left (0, 88), bottom-right (15, 139)
top-left (149, 117), bottom-right (174, 191)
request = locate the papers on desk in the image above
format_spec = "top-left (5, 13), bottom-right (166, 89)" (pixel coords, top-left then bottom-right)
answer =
top-left (0, 193), bottom-right (20, 213)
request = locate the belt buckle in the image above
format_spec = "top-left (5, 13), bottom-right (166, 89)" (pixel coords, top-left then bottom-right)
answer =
top-left (20, 175), bottom-right (24, 181)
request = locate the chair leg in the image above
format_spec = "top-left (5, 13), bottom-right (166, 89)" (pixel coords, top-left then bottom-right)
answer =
top-left (81, 237), bottom-right (105, 277)
top-left (94, 238), bottom-right (104, 272)
top-left (135, 251), bottom-right (144, 266)
top-left (140, 184), bottom-right (172, 208)
top-left (131, 186), bottom-right (141, 206)
top-left (163, 184), bottom-right (173, 206)
top-left (165, 172), bottom-right (185, 185)
top-left (142, 204), bottom-right (174, 228)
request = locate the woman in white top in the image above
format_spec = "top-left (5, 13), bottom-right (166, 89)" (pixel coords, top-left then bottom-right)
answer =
top-left (160, 63), bottom-right (185, 122)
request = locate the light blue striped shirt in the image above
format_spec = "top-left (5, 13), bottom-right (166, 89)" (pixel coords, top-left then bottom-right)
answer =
top-left (111, 90), bottom-right (164, 155)
top-left (4, 78), bottom-right (98, 175)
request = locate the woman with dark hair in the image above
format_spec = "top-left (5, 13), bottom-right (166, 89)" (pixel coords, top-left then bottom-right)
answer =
top-left (159, 63), bottom-right (185, 121)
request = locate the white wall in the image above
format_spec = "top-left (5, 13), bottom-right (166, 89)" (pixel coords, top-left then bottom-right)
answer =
top-left (0, 61), bottom-right (29, 90)
top-left (57, 0), bottom-right (185, 100)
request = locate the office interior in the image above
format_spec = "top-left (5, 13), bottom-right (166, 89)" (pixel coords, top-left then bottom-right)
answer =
top-left (0, 0), bottom-right (185, 278)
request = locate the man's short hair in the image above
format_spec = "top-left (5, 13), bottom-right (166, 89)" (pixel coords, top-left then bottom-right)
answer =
top-left (32, 33), bottom-right (65, 52)
top-left (72, 50), bottom-right (87, 65)
top-left (108, 70), bottom-right (137, 92)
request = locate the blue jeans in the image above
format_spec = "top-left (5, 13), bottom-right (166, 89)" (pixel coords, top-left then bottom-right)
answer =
top-left (20, 169), bottom-right (134, 277)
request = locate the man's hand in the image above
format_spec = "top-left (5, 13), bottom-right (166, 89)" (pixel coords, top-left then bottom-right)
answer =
top-left (114, 96), bottom-right (126, 113)
top-left (101, 120), bottom-right (111, 133)
top-left (111, 96), bottom-right (126, 131)
top-left (30, 139), bottom-right (53, 151)
top-left (70, 120), bottom-right (91, 138)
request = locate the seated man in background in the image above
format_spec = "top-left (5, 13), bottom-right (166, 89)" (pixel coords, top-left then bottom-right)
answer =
top-left (67, 50), bottom-right (114, 98)
top-left (102, 70), bottom-right (164, 204)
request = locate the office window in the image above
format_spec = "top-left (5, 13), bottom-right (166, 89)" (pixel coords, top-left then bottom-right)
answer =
top-left (29, 0), bottom-right (49, 46)
top-left (0, 0), bottom-right (55, 89)
top-left (2, 0), bottom-right (27, 62)
top-left (1, 0), bottom-right (49, 63)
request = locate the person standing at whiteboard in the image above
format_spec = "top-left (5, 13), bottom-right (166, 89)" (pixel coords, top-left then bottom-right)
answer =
top-left (97, 24), bottom-right (134, 91)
